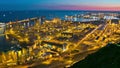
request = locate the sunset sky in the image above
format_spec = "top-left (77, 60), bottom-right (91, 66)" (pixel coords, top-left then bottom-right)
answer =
top-left (0, 0), bottom-right (120, 11)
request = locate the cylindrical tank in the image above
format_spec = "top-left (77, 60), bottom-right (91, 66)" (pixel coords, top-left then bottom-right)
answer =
top-left (0, 23), bottom-right (6, 34)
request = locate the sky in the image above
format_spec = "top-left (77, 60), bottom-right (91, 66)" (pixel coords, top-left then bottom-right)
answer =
top-left (0, 0), bottom-right (120, 11)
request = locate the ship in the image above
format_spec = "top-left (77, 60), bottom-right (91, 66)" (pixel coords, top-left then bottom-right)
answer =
top-left (0, 23), bottom-right (6, 34)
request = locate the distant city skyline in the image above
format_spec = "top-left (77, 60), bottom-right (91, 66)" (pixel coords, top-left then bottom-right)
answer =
top-left (0, 0), bottom-right (120, 11)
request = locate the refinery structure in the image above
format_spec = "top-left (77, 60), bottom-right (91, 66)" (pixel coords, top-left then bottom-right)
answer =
top-left (0, 12), bottom-right (120, 68)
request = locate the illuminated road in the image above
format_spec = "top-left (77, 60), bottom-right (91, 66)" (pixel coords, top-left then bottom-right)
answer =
top-left (25, 49), bottom-right (99, 68)
top-left (27, 24), bottom-right (108, 68)
top-left (76, 24), bottom-right (103, 46)
top-left (8, 23), bottom-right (117, 68)
top-left (1, 15), bottom-right (120, 68)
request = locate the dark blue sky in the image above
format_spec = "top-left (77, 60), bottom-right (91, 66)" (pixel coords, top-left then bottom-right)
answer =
top-left (0, 0), bottom-right (40, 10)
top-left (0, 0), bottom-right (120, 11)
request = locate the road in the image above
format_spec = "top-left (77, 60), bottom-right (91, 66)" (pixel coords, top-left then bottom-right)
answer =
top-left (76, 24), bottom-right (103, 46)
top-left (27, 24), bottom-right (106, 68)
top-left (26, 49), bottom-right (99, 68)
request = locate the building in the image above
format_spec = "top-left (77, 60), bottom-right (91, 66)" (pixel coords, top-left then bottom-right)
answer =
top-left (41, 41), bottom-right (67, 52)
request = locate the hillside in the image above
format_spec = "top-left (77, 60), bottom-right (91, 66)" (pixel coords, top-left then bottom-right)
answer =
top-left (70, 43), bottom-right (120, 68)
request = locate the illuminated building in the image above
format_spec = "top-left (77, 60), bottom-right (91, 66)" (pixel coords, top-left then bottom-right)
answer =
top-left (41, 41), bottom-right (67, 52)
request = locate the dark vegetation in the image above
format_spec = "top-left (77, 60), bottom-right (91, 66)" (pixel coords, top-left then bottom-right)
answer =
top-left (70, 43), bottom-right (120, 68)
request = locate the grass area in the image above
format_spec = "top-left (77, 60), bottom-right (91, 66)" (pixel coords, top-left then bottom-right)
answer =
top-left (70, 43), bottom-right (120, 68)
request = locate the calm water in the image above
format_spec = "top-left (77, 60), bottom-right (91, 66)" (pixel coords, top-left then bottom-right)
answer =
top-left (0, 10), bottom-right (119, 52)
top-left (0, 10), bottom-right (86, 23)
top-left (0, 36), bottom-right (15, 52)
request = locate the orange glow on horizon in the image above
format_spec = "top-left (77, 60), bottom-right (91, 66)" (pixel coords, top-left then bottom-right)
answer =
top-left (41, 5), bottom-right (120, 11)
top-left (63, 6), bottom-right (120, 11)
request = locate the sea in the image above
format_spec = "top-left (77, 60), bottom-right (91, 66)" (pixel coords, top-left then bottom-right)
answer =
top-left (0, 10), bottom-right (119, 52)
